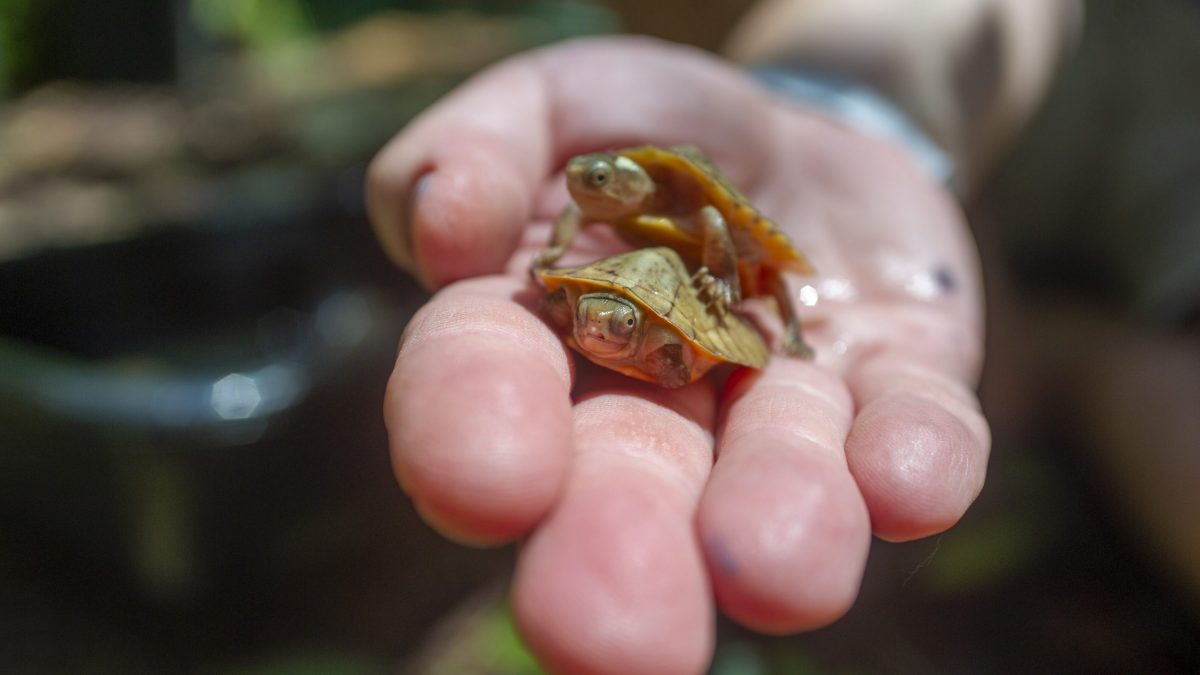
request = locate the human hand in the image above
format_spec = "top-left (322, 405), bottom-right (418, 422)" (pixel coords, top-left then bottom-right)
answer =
top-left (368, 37), bottom-right (989, 675)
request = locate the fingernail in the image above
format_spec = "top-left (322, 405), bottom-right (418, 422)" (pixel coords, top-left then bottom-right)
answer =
top-left (403, 172), bottom-right (432, 283)
top-left (404, 172), bottom-right (432, 257)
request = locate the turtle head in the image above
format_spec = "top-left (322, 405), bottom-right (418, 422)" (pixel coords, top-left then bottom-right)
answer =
top-left (565, 153), bottom-right (654, 219)
top-left (573, 293), bottom-right (642, 360)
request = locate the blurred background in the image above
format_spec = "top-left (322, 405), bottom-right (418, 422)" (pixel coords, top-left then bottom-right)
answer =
top-left (0, 1), bottom-right (1197, 673)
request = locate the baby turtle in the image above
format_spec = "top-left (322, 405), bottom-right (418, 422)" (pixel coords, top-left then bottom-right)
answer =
top-left (530, 144), bottom-right (815, 357)
top-left (538, 246), bottom-right (769, 388)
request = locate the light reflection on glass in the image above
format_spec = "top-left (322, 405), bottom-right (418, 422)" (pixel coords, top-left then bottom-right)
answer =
top-left (210, 373), bottom-right (261, 420)
top-left (315, 290), bottom-right (372, 349)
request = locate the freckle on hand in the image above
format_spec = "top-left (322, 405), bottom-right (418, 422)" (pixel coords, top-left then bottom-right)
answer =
top-left (934, 265), bottom-right (958, 293)
top-left (706, 536), bottom-right (739, 577)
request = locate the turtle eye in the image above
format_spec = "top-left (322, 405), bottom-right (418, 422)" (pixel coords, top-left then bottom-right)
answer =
top-left (587, 164), bottom-right (611, 188)
top-left (611, 310), bottom-right (636, 336)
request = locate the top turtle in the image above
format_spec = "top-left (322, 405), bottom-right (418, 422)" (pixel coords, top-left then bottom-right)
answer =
top-left (530, 144), bottom-right (815, 357)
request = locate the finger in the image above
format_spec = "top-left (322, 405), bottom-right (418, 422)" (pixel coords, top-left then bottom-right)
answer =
top-left (366, 36), bottom-right (778, 288)
top-left (366, 72), bottom-right (547, 288)
top-left (760, 124), bottom-right (990, 543)
top-left (697, 360), bottom-right (871, 633)
top-left (844, 351), bottom-right (991, 542)
top-left (385, 275), bottom-right (572, 545)
top-left (512, 379), bottom-right (717, 675)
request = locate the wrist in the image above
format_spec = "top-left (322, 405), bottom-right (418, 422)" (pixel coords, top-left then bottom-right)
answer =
top-left (749, 66), bottom-right (954, 189)
top-left (727, 0), bottom-right (1082, 192)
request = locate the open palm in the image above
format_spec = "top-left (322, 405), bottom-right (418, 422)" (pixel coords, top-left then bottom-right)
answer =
top-left (368, 37), bottom-right (989, 675)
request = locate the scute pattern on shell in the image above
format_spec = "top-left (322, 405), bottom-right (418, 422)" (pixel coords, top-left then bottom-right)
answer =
top-left (617, 145), bottom-right (814, 276)
top-left (541, 247), bottom-right (769, 368)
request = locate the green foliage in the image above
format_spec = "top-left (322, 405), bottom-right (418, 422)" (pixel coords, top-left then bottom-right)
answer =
top-left (480, 605), bottom-right (544, 674)
top-left (0, 0), bottom-right (33, 93)
top-left (190, 0), bottom-right (316, 49)
top-left (919, 513), bottom-right (1045, 594)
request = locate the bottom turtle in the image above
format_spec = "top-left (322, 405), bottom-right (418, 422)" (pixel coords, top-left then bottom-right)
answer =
top-left (537, 247), bottom-right (769, 388)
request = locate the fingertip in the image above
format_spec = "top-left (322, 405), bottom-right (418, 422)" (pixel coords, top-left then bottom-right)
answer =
top-left (389, 352), bottom-right (571, 544)
top-left (410, 146), bottom-right (532, 288)
top-left (699, 444), bottom-right (870, 633)
top-left (511, 467), bottom-right (715, 675)
top-left (703, 360), bottom-right (869, 633)
top-left (846, 393), bottom-right (989, 542)
top-left (385, 282), bottom-right (573, 544)
top-left (510, 385), bottom-right (719, 675)
top-left (386, 350), bottom-right (571, 544)
top-left (365, 145), bottom-right (426, 272)
top-left (367, 111), bottom-right (539, 289)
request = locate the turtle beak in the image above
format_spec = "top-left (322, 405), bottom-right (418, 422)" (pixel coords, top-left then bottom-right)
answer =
top-left (564, 156), bottom-right (589, 185)
top-left (577, 316), bottom-right (627, 356)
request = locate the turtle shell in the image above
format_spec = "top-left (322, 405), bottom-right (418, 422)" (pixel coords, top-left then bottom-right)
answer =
top-left (538, 247), bottom-right (769, 382)
top-left (612, 145), bottom-right (814, 294)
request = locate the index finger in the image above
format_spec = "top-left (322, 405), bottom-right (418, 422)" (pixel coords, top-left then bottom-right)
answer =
top-left (365, 36), bottom-right (778, 288)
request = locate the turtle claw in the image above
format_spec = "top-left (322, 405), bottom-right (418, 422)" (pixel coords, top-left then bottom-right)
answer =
top-left (691, 266), bottom-right (734, 319)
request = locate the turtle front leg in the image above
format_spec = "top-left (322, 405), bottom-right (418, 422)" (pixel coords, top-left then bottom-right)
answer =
top-left (641, 325), bottom-right (694, 388)
top-left (768, 269), bottom-right (814, 359)
top-left (530, 202), bottom-right (582, 277)
top-left (692, 205), bottom-right (741, 317)
top-left (645, 343), bottom-right (691, 388)
top-left (539, 288), bottom-right (572, 330)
